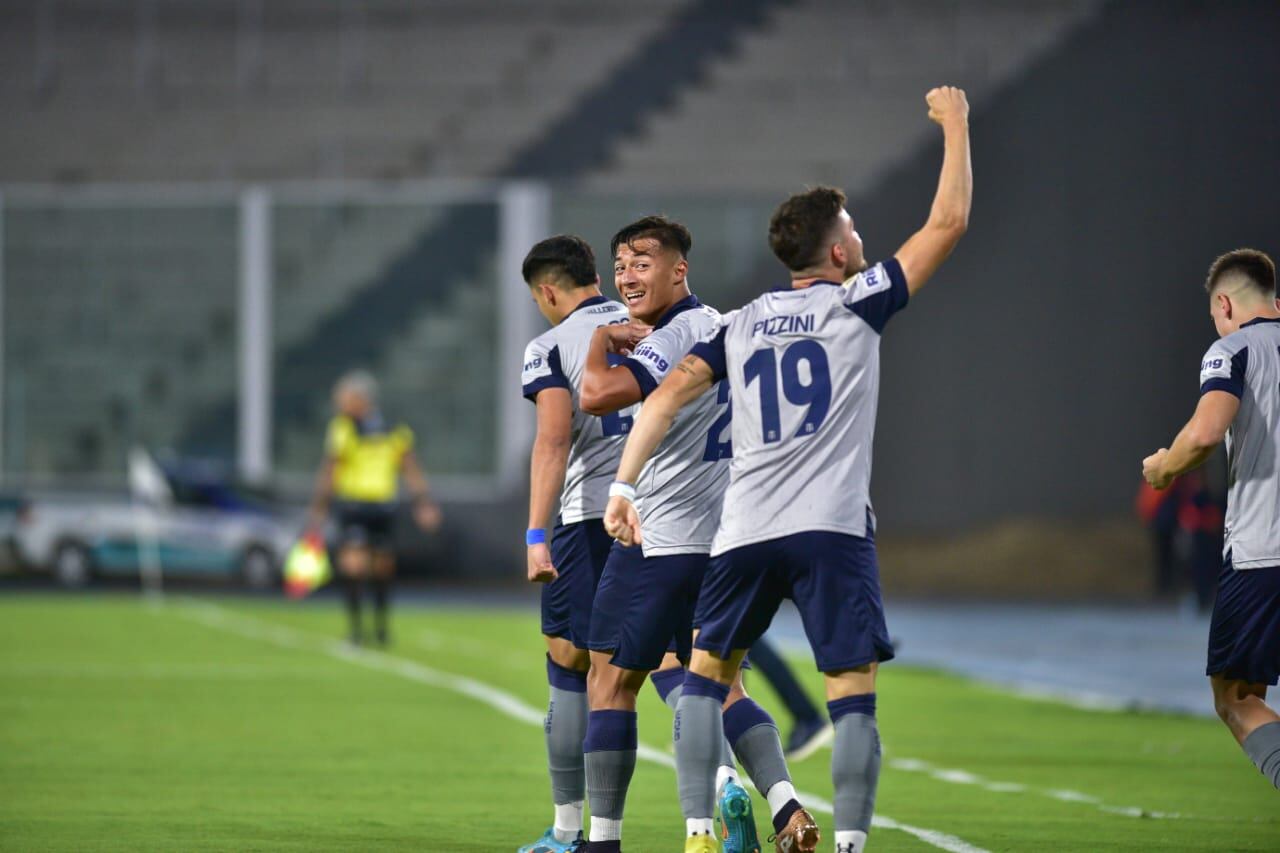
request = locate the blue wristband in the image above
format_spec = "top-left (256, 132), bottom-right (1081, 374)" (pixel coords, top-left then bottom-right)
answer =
top-left (526, 528), bottom-right (547, 546)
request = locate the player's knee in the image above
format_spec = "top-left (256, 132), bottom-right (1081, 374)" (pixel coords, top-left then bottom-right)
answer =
top-left (688, 648), bottom-right (739, 686)
top-left (587, 666), bottom-right (640, 709)
top-left (1211, 677), bottom-right (1245, 724)
top-left (546, 638), bottom-right (589, 672)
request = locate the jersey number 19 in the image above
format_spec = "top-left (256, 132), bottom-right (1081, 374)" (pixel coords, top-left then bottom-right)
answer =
top-left (743, 341), bottom-right (831, 443)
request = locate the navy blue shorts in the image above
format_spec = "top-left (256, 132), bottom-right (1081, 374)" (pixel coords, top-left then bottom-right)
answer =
top-left (588, 542), bottom-right (708, 671)
top-left (542, 518), bottom-right (613, 649)
top-left (695, 531), bottom-right (894, 673)
top-left (1206, 555), bottom-right (1280, 685)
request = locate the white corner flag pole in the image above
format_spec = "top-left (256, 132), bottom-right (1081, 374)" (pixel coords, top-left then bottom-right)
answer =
top-left (128, 447), bottom-right (168, 603)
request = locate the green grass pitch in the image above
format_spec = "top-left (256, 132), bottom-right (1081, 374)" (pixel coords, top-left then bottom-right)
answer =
top-left (1, 594), bottom-right (1277, 851)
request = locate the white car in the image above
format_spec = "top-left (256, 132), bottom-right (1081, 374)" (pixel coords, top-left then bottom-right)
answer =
top-left (15, 454), bottom-right (303, 588)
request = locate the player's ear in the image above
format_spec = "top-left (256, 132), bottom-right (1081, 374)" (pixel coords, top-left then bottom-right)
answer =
top-left (830, 240), bottom-right (847, 270)
top-left (674, 257), bottom-right (688, 280)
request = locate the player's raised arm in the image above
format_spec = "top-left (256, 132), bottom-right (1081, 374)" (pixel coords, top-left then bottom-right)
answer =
top-left (604, 354), bottom-right (716, 545)
top-left (894, 86), bottom-right (972, 295)
top-left (527, 387), bottom-right (573, 582)
top-left (580, 321), bottom-right (651, 415)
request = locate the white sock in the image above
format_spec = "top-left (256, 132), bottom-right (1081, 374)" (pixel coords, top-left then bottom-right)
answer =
top-left (553, 801), bottom-right (583, 842)
top-left (765, 780), bottom-right (799, 819)
top-left (686, 818), bottom-right (715, 836)
top-left (835, 829), bottom-right (868, 852)
top-left (715, 764), bottom-right (741, 799)
top-left (589, 817), bottom-right (623, 842)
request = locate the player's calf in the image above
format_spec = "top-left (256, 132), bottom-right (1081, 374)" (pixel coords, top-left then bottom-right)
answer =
top-left (583, 653), bottom-right (646, 847)
top-left (1211, 676), bottom-right (1280, 789)
top-left (827, 693), bottom-right (880, 852)
top-left (543, 651), bottom-right (589, 843)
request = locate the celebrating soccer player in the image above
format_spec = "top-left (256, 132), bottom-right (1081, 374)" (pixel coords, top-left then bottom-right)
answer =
top-left (1142, 249), bottom-right (1280, 792)
top-left (577, 216), bottom-right (786, 853)
top-left (604, 86), bottom-right (972, 853)
top-left (519, 236), bottom-right (644, 853)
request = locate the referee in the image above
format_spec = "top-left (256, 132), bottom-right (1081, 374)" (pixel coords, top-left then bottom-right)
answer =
top-left (307, 370), bottom-right (442, 645)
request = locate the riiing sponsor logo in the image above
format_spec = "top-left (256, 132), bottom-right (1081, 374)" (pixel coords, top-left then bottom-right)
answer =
top-left (752, 314), bottom-right (815, 337)
top-left (524, 357), bottom-right (544, 372)
top-left (1201, 357), bottom-right (1224, 372)
top-left (632, 345), bottom-right (669, 373)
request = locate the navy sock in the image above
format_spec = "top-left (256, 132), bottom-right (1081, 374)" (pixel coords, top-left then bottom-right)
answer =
top-left (650, 666), bottom-right (685, 705)
top-left (584, 710), bottom-right (638, 823)
top-left (828, 694), bottom-right (880, 834)
top-left (545, 655), bottom-right (588, 806)
top-left (771, 798), bottom-right (802, 834)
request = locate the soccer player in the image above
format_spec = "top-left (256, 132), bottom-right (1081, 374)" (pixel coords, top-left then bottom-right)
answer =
top-left (520, 235), bottom-right (644, 853)
top-left (605, 86), bottom-right (972, 853)
top-left (306, 370), bottom-right (442, 645)
top-left (577, 216), bottom-right (794, 853)
top-left (1142, 248), bottom-right (1280, 791)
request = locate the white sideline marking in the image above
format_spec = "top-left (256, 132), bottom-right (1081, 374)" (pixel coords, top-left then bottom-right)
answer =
top-left (179, 601), bottom-right (990, 853)
top-left (0, 662), bottom-right (338, 679)
top-left (886, 757), bottom-right (1186, 820)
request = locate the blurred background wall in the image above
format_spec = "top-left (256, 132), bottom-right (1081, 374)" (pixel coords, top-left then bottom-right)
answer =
top-left (1, 0), bottom-right (1276, 595)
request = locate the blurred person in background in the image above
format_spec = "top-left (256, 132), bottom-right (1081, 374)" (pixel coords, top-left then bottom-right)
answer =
top-left (1135, 470), bottom-right (1225, 612)
top-left (1143, 248), bottom-right (1280, 791)
top-left (307, 370), bottom-right (442, 646)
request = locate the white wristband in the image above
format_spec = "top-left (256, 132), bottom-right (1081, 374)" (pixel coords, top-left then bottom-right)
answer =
top-left (608, 481), bottom-right (636, 503)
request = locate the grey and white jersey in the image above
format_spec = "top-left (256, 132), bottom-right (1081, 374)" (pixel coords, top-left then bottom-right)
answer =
top-left (621, 296), bottom-right (730, 556)
top-left (1198, 317), bottom-right (1280, 569)
top-left (522, 296), bottom-right (637, 524)
top-left (690, 260), bottom-right (909, 556)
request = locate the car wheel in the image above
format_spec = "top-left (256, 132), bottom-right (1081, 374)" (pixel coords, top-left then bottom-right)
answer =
top-left (52, 541), bottom-right (92, 588)
top-left (240, 546), bottom-right (278, 589)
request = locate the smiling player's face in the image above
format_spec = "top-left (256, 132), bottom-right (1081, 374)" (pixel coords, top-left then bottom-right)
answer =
top-left (614, 238), bottom-right (687, 325)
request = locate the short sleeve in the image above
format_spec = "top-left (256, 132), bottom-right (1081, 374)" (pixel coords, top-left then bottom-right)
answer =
top-left (1199, 344), bottom-right (1247, 398)
top-left (393, 424), bottom-right (415, 456)
top-left (624, 321), bottom-right (699, 399)
top-left (688, 325), bottom-right (729, 382)
top-left (843, 259), bottom-right (909, 333)
top-left (522, 338), bottom-right (570, 402)
top-left (325, 417), bottom-right (355, 459)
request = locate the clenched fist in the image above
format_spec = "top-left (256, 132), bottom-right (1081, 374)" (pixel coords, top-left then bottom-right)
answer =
top-left (926, 86), bottom-right (969, 127)
top-left (604, 495), bottom-right (643, 547)
top-left (597, 321), bottom-right (653, 356)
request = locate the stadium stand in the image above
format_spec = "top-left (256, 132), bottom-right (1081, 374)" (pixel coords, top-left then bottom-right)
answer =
top-left (590, 0), bottom-right (1099, 193)
top-left (1, 0), bottom-right (1101, 483)
top-left (0, 0), bottom-right (690, 182)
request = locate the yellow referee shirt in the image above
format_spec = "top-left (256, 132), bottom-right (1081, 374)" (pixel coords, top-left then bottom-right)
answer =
top-left (326, 415), bottom-right (414, 503)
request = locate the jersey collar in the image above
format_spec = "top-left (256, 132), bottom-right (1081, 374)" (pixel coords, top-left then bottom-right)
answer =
top-left (566, 294), bottom-right (610, 318)
top-left (772, 279), bottom-right (842, 292)
top-left (654, 294), bottom-right (701, 329)
top-left (1241, 316), bottom-right (1280, 328)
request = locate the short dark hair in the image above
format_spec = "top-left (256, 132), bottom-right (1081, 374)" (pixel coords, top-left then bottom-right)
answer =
top-left (522, 235), bottom-right (597, 288)
top-left (768, 186), bottom-right (847, 272)
top-left (609, 215), bottom-right (692, 260)
top-left (1205, 248), bottom-right (1276, 297)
